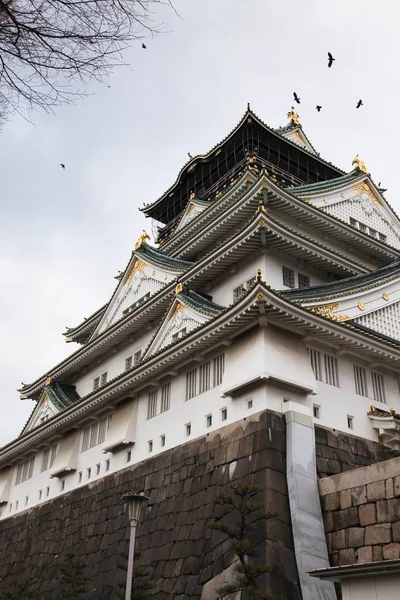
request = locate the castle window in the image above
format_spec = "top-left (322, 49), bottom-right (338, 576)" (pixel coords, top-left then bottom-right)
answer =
top-left (247, 399), bottom-right (253, 410)
top-left (148, 440), bottom-right (153, 453)
top-left (199, 361), bottom-right (211, 394)
top-left (282, 266), bottom-right (295, 288)
top-left (233, 284), bottom-right (246, 301)
top-left (324, 354), bottom-right (339, 387)
top-left (313, 405), bottom-right (320, 419)
top-left (60, 480), bottom-right (65, 491)
top-left (213, 354), bottom-right (225, 387)
top-left (347, 415), bottom-right (354, 429)
top-left (39, 490), bottom-right (42, 500)
top-left (87, 468), bottom-right (91, 479)
top-left (25, 496), bottom-right (29, 506)
top-left (126, 451), bottom-right (131, 463)
top-left (46, 487), bottom-right (50, 497)
top-left (160, 383), bottom-right (171, 413)
top-left (298, 273), bottom-right (310, 289)
top-left (125, 356), bottom-right (133, 371)
top-left (41, 444), bottom-right (57, 472)
top-left (308, 348), bottom-right (322, 381)
top-left (81, 416), bottom-right (110, 451)
top-left (172, 328), bottom-right (187, 342)
top-left (246, 277), bottom-right (256, 288)
top-left (371, 371), bottom-right (385, 403)
top-left (78, 472), bottom-right (82, 483)
top-left (160, 435), bottom-right (166, 447)
top-left (206, 414), bottom-right (212, 428)
top-left (96, 463), bottom-right (101, 475)
top-left (354, 365), bottom-right (368, 397)
top-left (15, 457), bottom-right (35, 485)
top-left (105, 459), bottom-right (110, 471)
top-left (379, 233), bottom-right (387, 242)
top-left (147, 390), bottom-right (158, 419)
top-left (185, 423), bottom-right (191, 436)
top-left (100, 372), bottom-right (108, 386)
top-left (221, 408), bottom-right (227, 421)
top-left (93, 377), bottom-right (100, 391)
top-left (186, 368), bottom-right (197, 400)
top-left (134, 350), bottom-right (142, 364)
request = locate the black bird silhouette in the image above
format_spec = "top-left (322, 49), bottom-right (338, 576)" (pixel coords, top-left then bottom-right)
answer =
top-left (60, 163), bottom-right (65, 169)
top-left (316, 105), bottom-right (322, 112)
top-left (293, 92), bottom-right (300, 104)
top-left (327, 52), bottom-right (335, 68)
top-left (356, 99), bottom-right (363, 109)
top-left (142, 43), bottom-right (147, 49)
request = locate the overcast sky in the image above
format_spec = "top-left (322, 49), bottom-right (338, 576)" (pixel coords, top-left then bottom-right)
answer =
top-left (1, 0), bottom-right (399, 445)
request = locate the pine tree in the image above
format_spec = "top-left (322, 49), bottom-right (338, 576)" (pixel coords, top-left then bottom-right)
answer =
top-left (0, 577), bottom-right (38, 600)
top-left (210, 483), bottom-right (280, 600)
top-left (116, 551), bottom-right (156, 599)
top-left (57, 553), bottom-right (88, 600)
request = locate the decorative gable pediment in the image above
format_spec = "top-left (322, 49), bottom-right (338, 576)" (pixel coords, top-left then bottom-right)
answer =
top-left (92, 242), bottom-right (193, 337)
top-left (144, 287), bottom-right (224, 358)
top-left (280, 127), bottom-right (316, 155)
top-left (23, 380), bottom-right (79, 433)
top-left (176, 197), bottom-right (208, 233)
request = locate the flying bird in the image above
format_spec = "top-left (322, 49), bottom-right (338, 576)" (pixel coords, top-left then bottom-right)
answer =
top-left (327, 52), bottom-right (335, 68)
top-left (316, 105), bottom-right (322, 112)
top-left (356, 99), bottom-right (363, 109)
top-left (142, 43), bottom-right (147, 49)
top-left (293, 92), bottom-right (300, 104)
top-left (60, 163), bottom-right (65, 169)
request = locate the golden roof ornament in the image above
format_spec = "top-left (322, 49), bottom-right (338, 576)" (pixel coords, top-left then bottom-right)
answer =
top-left (176, 282), bottom-right (184, 295)
top-left (45, 376), bottom-right (52, 386)
top-left (352, 154), bottom-right (368, 174)
top-left (134, 230), bottom-right (150, 251)
top-left (287, 106), bottom-right (300, 126)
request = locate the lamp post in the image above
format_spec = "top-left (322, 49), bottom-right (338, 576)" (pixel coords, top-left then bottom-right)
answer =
top-left (121, 491), bottom-right (150, 600)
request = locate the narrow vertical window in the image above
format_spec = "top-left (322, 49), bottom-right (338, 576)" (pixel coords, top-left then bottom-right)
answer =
top-left (324, 354), bottom-right (339, 387)
top-left (134, 350), bottom-right (142, 364)
top-left (160, 435), bottom-right (166, 447)
top-left (313, 405), bottom-right (320, 419)
top-left (105, 459), bottom-right (110, 472)
top-left (93, 377), bottom-right (100, 391)
top-left (148, 440), bottom-right (153, 453)
top-left (308, 348), bottom-right (322, 381)
top-left (160, 383), bottom-right (171, 413)
top-left (100, 372), bottom-right (108, 386)
top-left (347, 416), bottom-right (354, 429)
top-left (354, 365), bottom-right (368, 397)
top-left (147, 390), bottom-right (158, 419)
top-left (221, 408), bottom-right (227, 421)
top-left (213, 354), bottom-right (225, 387)
top-left (206, 414), bottom-right (212, 428)
top-left (125, 356), bottom-right (133, 371)
top-left (186, 368), bottom-right (197, 400)
top-left (96, 463), bottom-right (101, 475)
top-left (199, 361), bottom-right (211, 394)
top-left (371, 372), bottom-right (385, 403)
top-left (185, 423), bottom-right (191, 436)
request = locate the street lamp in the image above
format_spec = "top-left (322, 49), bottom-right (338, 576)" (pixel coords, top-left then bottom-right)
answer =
top-left (121, 491), bottom-right (150, 600)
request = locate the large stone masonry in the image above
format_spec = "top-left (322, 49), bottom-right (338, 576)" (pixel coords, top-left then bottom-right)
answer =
top-left (319, 456), bottom-right (400, 566)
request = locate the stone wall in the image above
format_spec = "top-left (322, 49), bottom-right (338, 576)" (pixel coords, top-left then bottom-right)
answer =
top-left (0, 410), bottom-right (300, 600)
top-left (319, 456), bottom-right (400, 567)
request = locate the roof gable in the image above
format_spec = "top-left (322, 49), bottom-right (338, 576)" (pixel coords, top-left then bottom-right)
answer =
top-left (91, 241), bottom-right (193, 339)
top-left (277, 125), bottom-right (317, 155)
top-left (175, 196), bottom-right (209, 233)
top-left (143, 287), bottom-right (224, 358)
top-left (23, 380), bottom-right (80, 434)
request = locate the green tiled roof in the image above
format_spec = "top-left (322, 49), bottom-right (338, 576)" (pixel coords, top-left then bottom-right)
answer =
top-left (288, 169), bottom-right (363, 195)
top-left (281, 258), bottom-right (400, 302)
top-left (136, 244), bottom-right (194, 271)
top-left (178, 289), bottom-right (225, 316)
top-left (45, 381), bottom-right (80, 411)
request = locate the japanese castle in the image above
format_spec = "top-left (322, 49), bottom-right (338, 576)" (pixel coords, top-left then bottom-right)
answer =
top-left (1, 105), bottom-right (400, 518)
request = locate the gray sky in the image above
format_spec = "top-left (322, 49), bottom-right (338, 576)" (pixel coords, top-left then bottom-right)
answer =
top-left (1, 0), bottom-right (399, 445)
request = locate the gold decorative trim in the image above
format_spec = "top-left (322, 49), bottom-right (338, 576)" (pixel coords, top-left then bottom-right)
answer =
top-left (323, 197), bottom-right (328, 203)
top-left (134, 230), bottom-right (150, 251)
top-left (45, 377), bottom-right (52, 386)
top-left (261, 180), bottom-right (268, 190)
top-left (127, 258), bottom-right (146, 283)
top-left (304, 198), bottom-right (311, 203)
top-left (163, 274), bottom-right (168, 281)
top-left (382, 292), bottom-right (389, 301)
top-left (352, 182), bottom-right (381, 206)
top-left (341, 193), bottom-right (345, 198)
top-left (352, 154), bottom-right (368, 174)
top-left (256, 269), bottom-right (266, 283)
top-left (358, 300), bottom-right (365, 311)
top-left (258, 218), bottom-right (265, 228)
top-left (176, 283), bottom-right (184, 294)
top-left (171, 302), bottom-right (184, 319)
top-left (313, 302), bottom-right (350, 322)
top-left (287, 107), bottom-right (300, 125)
top-left (256, 292), bottom-right (265, 301)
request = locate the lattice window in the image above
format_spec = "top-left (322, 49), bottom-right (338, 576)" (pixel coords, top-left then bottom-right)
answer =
top-left (199, 361), bottom-right (211, 394)
top-left (282, 266), bottom-right (295, 288)
top-left (371, 372), bottom-right (386, 403)
top-left (125, 356), bottom-right (133, 371)
top-left (233, 284), bottom-right (246, 301)
top-left (172, 327), bottom-right (187, 342)
top-left (186, 368), bottom-right (197, 400)
top-left (81, 417), bottom-right (110, 451)
top-left (100, 372), bottom-right (108, 386)
top-left (308, 348), bottom-right (322, 381)
top-left (324, 354), bottom-right (339, 387)
top-left (15, 457), bottom-right (35, 485)
top-left (354, 366), bottom-right (368, 397)
top-left (160, 383), bottom-right (171, 413)
top-left (41, 444), bottom-right (57, 472)
top-left (147, 390), bottom-right (158, 419)
top-left (134, 350), bottom-right (142, 364)
top-left (93, 377), bottom-right (100, 391)
top-left (213, 354), bottom-right (225, 386)
top-left (298, 274), bottom-right (310, 289)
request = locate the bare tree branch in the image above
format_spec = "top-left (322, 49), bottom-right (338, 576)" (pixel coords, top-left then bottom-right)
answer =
top-left (0, 0), bottom-right (175, 116)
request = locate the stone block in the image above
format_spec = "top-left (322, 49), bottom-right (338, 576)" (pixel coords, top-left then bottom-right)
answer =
top-left (340, 490), bottom-right (352, 509)
top-left (359, 503), bottom-right (376, 526)
top-left (392, 521), bottom-right (400, 543)
top-left (357, 545), bottom-right (373, 563)
top-left (323, 511), bottom-right (334, 533)
top-left (333, 507), bottom-right (359, 530)
top-left (365, 523), bottom-right (391, 545)
top-left (373, 545), bottom-right (383, 561)
top-left (322, 492), bottom-right (340, 511)
top-left (386, 478), bottom-right (394, 499)
top-left (366, 480), bottom-right (386, 502)
top-left (395, 476), bottom-right (400, 497)
top-left (382, 543), bottom-right (400, 560)
top-left (348, 527), bottom-right (365, 548)
top-left (376, 499), bottom-right (400, 524)
top-left (331, 529), bottom-right (346, 550)
top-left (339, 548), bottom-right (356, 565)
top-left (351, 485), bottom-right (367, 506)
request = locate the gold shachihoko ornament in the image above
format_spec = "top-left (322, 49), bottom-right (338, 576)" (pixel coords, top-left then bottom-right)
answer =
top-left (287, 107), bottom-right (300, 126)
top-left (134, 230), bottom-right (150, 251)
top-left (352, 154), bottom-right (368, 174)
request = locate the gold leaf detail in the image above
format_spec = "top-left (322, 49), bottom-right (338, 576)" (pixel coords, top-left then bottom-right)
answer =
top-left (171, 303), bottom-right (184, 319)
top-left (127, 259), bottom-right (146, 283)
top-left (304, 198), bottom-right (311, 203)
top-left (287, 107), bottom-right (300, 125)
top-left (352, 182), bottom-right (381, 206)
top-left (313, 302), bottom-right (349, 322)
top-left (323, 197), bottom-right (329, 203)
top-left (176, 283), bottom-right (184, 294)
top-left (134, 230), bottom-right (150, 251)
top-left (164, 274), bottom-right (168, 281)
top-left (261, 180), bottom-right (268, 189)
top-left (258, 218), bottom-right (265, 228)
top-left (256, 293), bottom-right (264, 301)
top-left (358, 300), bottom-right (365, 311)
top-left (382, 292), bottom-right (389, 301)
top-left (341, 193), bottom-right (345, 198)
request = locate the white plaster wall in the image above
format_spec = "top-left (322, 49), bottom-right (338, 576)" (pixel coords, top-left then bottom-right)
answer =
top-left (341, 575), bottom-right (400, 600)
top-left (74, 330), bottom-right (154, 398)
